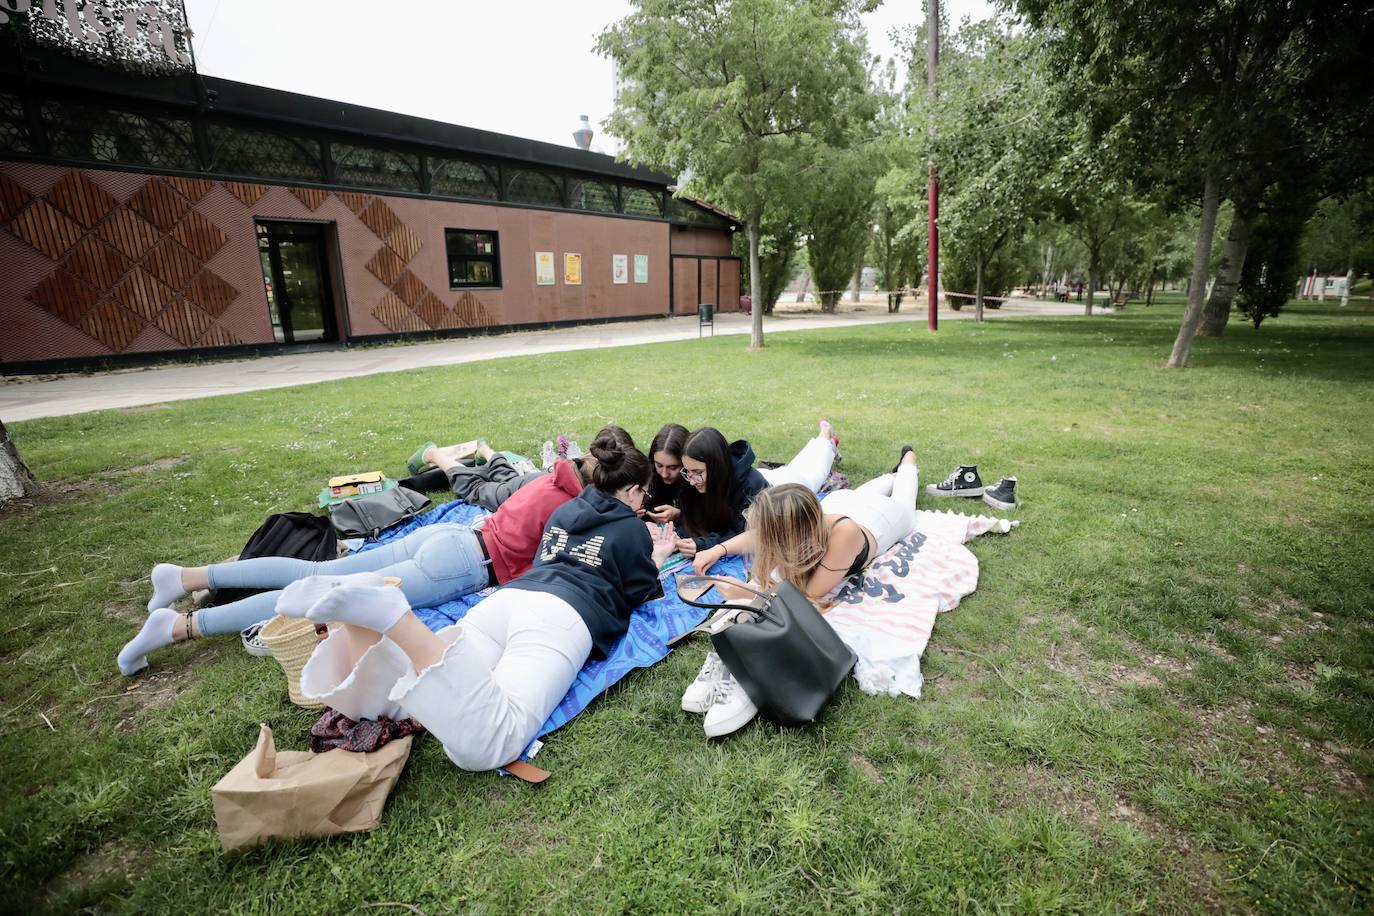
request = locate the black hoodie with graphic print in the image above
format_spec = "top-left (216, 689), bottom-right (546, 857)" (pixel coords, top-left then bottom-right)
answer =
top-left (507, 486), bottom-right (663, 657)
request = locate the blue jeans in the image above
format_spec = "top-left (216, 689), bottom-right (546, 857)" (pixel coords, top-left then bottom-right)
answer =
top-left (199, 524), bottom-right (490, 636)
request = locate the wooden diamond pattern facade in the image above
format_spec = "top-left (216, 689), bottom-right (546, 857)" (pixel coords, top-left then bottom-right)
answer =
top-left (3, 169), bottom-right (248, 355)
top-left (289, 187), bottom-right (329, 210)
top-left (222, 181), bottom-right (266, 207)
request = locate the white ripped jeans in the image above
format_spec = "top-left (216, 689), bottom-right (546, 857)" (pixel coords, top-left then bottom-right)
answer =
top-left (300, 587), bottom-right (591, 771)
top-left (757, 434), bottom-right (837, 493)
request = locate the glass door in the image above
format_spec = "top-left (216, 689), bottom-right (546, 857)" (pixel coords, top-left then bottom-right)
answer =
top-left (256, 221), bottom-right (338, 344)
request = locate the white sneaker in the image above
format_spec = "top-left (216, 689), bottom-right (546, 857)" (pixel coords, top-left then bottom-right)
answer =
top-left (703, 673), bottom-right (759, 738)
top-left (681, 651), bottom-right (726, 714)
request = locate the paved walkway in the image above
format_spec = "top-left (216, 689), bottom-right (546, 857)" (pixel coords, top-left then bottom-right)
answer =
top-left (3, 298), bottom-right (1083, 421)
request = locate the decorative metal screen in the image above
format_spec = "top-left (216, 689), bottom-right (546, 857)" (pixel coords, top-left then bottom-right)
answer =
top-left (208, 124), bottom-right (323, 182)
top-left (0, 93), bottom-right (31, 154)
top-left (430, 159), bottom-right (499, 200)
top-left (622, 186), bottom-right (664, 218)
top-left (505, 169), bottom-right (564, 208)
top-left (331, 143), bottom-right (421, 192)
top-left (570, 179), bottom-right (618, 214)
top-left (42, 101), bottom-right (196, 170)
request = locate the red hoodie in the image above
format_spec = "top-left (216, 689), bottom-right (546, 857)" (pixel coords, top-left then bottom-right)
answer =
top-left (481, 459), bottom-right (583, 584)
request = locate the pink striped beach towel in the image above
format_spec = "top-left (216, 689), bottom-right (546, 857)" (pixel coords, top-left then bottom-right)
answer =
top-left (825, 510), bottom-right (1017, 698)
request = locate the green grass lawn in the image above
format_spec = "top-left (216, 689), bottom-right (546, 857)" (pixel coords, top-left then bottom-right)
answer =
top-left (3, 298), bottom-right (1372, 914)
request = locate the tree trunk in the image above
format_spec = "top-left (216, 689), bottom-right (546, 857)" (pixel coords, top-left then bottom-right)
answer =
top-left (1146, 267), bottom-right (1156, 305)
top-left (0, 420), bottom-right (37, 503)
top-left (1342, 266), bottom-right (1354, 306)
top-left (1199, 209), bottom-right (1254, 336)
top-left (748, 215), bottom-right (764, 349)
top-left (850, 265), bottom-right (861, 303)
top-left (975, 255), bottom-right (985, 323)
top-left (796, 273), bottom-right (809, 302)
top-left (1167, 169), bottom-right (1222, 368)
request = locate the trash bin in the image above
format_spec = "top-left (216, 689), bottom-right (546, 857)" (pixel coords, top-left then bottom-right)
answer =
top-left (698, 302), bottom-right (714, 322)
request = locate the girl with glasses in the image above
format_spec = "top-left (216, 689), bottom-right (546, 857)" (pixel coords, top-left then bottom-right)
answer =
top-left (673, 419), bottom-right (839, 559)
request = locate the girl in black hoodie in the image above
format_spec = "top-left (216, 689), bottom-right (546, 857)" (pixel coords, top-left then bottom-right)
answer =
top-left (287, 435), bottom-right (675, 772)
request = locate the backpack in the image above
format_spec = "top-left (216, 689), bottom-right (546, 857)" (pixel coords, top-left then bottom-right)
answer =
top-left (207, 512), bottom-right (338, 607)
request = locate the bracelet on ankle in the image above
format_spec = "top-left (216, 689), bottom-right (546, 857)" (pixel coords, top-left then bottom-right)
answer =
top-left (183, 611), bottom-right (197, 641)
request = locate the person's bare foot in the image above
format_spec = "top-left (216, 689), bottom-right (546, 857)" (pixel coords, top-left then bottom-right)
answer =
top-left (475, 439), bottom-right (495, 463)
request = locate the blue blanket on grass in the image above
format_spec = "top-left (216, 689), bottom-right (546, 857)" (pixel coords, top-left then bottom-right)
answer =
top-left (363, 500), bottom-right (746, 750)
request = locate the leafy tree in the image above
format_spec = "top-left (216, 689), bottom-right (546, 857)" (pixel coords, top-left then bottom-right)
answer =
top-left (597, 0), bottom-right (870, 348)
top-left (804, 145), bottom-right (880, 312)
top-left (1017, 0), bottom-right (1374, 366)
top-left (1236, 185), bottom-right (1311, 328)
top-left (733, 215), bottom-right (801, 315)
top-left (913, 20), bottom-right (1062, 322)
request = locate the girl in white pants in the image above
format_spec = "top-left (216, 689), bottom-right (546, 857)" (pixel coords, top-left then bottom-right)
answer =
top-left (290, 437), bottom-right (675, 772)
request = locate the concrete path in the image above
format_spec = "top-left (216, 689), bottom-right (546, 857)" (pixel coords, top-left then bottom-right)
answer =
top-left (3, 297), bottom-right (1084, 421)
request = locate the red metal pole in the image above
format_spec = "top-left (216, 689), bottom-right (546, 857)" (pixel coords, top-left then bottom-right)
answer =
top-left (926, 0), bottom-right (939, 331)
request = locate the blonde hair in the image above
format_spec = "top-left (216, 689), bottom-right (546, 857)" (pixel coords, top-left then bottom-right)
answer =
top-left (747, 484), bottom-right (828, 591)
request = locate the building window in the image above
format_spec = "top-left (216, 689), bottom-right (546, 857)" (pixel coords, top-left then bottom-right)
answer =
top-left (332, 143), bottom-right (420, 192)
top-left (208, 124), bottom-right (323, 182)
top-left (0, 93), bottom-right (32, 154)
top-left (505, 169), bottom-right (564, 208)
top-left (43, 102), bottom-right (196, 170)
top-left (570, 179), bottom-right (617, 213)
top-left (622, 186), bottom-right (663, 217)
top-left (446, 229), bottom-right (500, 289)
top-left (431, 158), bottom-right (499, 200)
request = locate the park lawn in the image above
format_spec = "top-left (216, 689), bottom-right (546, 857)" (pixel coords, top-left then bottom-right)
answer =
top-left (2, 298), bottom-right (1372, 914)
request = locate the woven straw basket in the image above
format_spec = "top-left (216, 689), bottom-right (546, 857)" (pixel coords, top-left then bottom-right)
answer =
top-left (259, 615), bottom-right (326, 709)
top-left (258, 578), bottom-right (403, 709)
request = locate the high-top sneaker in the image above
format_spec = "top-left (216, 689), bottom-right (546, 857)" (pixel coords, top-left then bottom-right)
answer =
top-left (981, 476), bottom-right (1019, 510)
top-left (926, 465), bottom-right (985, 498)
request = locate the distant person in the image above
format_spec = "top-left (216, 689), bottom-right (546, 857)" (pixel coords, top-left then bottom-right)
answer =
top-left (1076, 281), bottom-right (1084, 301)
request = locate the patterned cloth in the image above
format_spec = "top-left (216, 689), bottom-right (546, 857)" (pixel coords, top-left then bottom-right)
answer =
top-left (364, 500), bottom-right (737, 756)
top-left (309, 708), bottom-right (424, 753)
top-left (824, 509), bottom-right (1017, 698)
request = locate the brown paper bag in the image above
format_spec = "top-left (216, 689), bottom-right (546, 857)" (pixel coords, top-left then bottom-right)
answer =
top-left (211, 723), bottom-right (413, 853)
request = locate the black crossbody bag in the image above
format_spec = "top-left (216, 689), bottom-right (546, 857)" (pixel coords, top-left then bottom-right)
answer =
top-left (676, 575), bottom-right (856, 726)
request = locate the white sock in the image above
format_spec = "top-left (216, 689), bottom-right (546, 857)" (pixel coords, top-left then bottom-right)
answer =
top-left (305, 583), bottom-right (411, 633)
top-left (117, 607), bottom-right (178, 676)
top-left (148, 563), bottom-right (186, 613)
top-left (275, 572), bottom-right (386, 618)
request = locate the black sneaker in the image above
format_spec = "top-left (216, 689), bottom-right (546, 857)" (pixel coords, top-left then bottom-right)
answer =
top-left (892, 445), bottom-right (915, 473)
top-left (981, 476), bottom-right (1018, 510)
top-left (926, 465), bottom-right (984, 498)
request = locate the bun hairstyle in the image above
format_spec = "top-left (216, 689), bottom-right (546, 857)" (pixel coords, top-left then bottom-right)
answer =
top-left (594, 424), bottom-right (636, 450)
top-left (588, 434), bottom-right (651, 494)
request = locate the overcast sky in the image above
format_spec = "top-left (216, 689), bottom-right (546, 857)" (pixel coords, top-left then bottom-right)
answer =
top-left (184, 0), bottom-right (997, 154)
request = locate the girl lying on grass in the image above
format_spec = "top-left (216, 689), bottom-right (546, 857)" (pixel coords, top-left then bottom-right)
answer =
top-left (643, 422), bottom-right (689, 525)
top-left (672, 419), bottom-right (839, 558)
top-left (682, 447), bottom-right (918, 737)
top-left (119, 456), bottom-right (593, 676)
top-left (289, 437), bottom-right (673, 771)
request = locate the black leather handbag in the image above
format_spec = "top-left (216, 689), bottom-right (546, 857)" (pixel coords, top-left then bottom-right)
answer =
top-left (329, 486), bottom-right (431, 539)
top-left (676, 575), bottom-right (856, 726)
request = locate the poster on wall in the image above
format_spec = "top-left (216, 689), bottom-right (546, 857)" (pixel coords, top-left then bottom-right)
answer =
top-left (535, 251), bottom-right (556, 286)
top-left (633, 254), bottom-right (649, 284)
top-left (612, 255), bottom-right (629, 284)
top-left (564, 253), bottom-right (582, 285)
